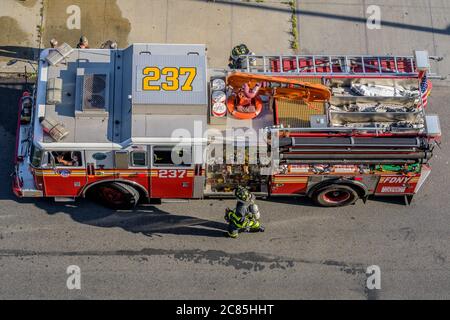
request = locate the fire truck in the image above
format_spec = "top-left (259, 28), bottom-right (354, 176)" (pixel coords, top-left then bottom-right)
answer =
top-left (12, 43), bottom-right (442, 208)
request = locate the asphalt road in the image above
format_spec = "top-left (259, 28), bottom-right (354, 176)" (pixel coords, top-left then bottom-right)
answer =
top-left (0, 0), bottom-right (449, 300)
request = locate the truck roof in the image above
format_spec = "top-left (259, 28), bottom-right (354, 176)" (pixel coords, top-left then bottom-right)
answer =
top-left (34, 43), bottom-right (208, 148)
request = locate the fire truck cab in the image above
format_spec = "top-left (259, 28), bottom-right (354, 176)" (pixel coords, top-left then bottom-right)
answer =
top-left (13, 43), bottom-right (442, 208)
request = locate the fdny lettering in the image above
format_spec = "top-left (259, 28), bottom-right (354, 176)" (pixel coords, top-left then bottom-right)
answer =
top-left (176, 305), bottom-right (210, 318)
top-left (381, 176), bottom-right (412, 184)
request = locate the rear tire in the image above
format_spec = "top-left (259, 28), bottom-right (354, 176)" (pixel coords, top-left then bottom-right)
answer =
top-left (94, 182), bottom-right (140, 210)
top-left (311, 184), bottom-right (359, 207)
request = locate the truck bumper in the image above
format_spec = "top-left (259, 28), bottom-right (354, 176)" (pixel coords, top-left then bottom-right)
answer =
top-left (12, 173), bottom-right (22, 197)
top-left (12, 172), bottom-right (43, 198)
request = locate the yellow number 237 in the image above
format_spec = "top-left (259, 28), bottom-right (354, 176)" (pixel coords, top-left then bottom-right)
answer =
top-left (142, 67), bottom-right (196, 91)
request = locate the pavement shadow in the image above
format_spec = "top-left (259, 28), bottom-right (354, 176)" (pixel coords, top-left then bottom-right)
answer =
top-left (0, 46), bottom-right (38, 61)
top-left (33, 198), bottom-right (228, 238)
top-left (0, 81), bottom-right (32, 201)
top-left (368, 195), bottom-right (407, 206)
top-left (261, 195), bottom-right (317, 207)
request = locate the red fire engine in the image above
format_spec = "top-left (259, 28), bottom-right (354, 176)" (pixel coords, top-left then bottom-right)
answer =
top-left (12, 43), bottom-right (442, 208)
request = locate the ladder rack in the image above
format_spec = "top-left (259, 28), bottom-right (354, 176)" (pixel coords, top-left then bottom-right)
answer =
top-left (238, 52), bottom-right (443, 78)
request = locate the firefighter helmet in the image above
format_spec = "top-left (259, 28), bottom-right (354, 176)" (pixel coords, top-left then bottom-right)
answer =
top-left (231, 44), bottom-right (249, 58)
top-left (234, 186), bottom-right (252, 202)
top-left (50, 38), bottom-right (58, 48)
top-left (80, 36), bottom-right (88, 44)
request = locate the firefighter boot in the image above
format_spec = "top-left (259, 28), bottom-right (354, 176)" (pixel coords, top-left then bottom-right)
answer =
top-left (227, 224), bottom-right (239, 238)
top-left (248, 218), bottom-right (265, 233)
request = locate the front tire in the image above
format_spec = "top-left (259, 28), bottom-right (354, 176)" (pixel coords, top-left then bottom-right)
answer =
top-left (311, 184), bottom-right (359, 207)
top-left (94, 182), bottom-right (140, 210)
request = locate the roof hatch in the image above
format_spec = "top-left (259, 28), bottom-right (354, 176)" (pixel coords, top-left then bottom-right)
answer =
top-left (82, 73), bottom-right (107, 110)
top-left (75, 67), bottom-right (110, 117)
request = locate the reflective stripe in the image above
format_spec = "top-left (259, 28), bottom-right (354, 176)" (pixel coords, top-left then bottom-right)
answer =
top-left (228, 231), bottom-right (239, 238)
top-left (228, 211), bottom-right (244, 227)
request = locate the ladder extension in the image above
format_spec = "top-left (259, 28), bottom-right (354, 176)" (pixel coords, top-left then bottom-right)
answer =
top-left (238, 52), bottom-right (442, 78)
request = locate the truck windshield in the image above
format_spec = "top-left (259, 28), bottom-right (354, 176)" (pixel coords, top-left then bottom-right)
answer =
top-left (30, 144), bottom-right (43, 167)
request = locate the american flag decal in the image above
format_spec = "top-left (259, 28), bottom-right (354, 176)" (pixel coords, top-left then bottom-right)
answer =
top-left (420, 74), bottom-right (433, 108)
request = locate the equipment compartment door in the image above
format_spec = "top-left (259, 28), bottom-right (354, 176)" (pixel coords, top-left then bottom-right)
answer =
top-left (123, 146), bottom-right (150, 194)
top-left (150, 146), bottom-right (194, 198)
top-left (375, 174), bottom-right (420, 195)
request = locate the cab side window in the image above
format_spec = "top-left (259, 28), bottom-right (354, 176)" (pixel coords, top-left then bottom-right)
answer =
top-left (131, 151), bottom-right (147, 167)
top-left (153, 147), bottom-right (191, 167)
top-left (51, 151), bottom-right (83, 167)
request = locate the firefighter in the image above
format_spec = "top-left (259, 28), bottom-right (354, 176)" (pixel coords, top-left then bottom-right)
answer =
top-left (224, 186), bottom-right (265, 238)
top-left (235, 82), bottom-right (262, 113)
top-left (49, 38), bottom-right (58, 48)
top-left (228, 44), bottom-right (250, 69)
top-left (55, 152), bottom-right (80, 166)
top-left (77, 36), bottom-right (90, 49)
top-left (100, 40), bottom-right (118, 49)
